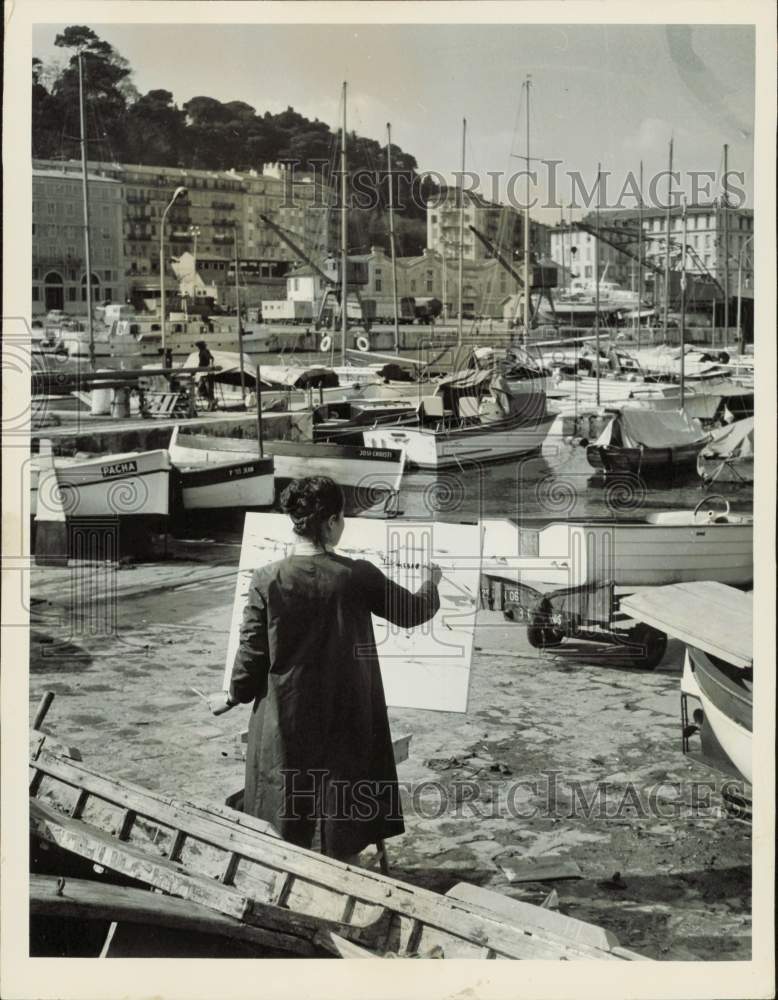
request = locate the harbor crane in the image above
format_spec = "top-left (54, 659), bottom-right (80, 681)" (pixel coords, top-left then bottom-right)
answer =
top-left (257, 214), bottom-right (367, 331)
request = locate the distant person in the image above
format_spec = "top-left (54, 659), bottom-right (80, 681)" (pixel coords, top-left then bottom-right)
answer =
top-left (208, 476), bottom-right (442, 865)
top-left (195, 340), bottom-right (215, 410)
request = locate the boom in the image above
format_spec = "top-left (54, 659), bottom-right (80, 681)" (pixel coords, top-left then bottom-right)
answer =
top-left (258, 214), bottom-right (333, 287)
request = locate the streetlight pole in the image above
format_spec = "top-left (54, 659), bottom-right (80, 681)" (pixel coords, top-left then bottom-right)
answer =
top-left (736, 234), bottom-right (753, 357)
top-left (160, 185), bottom-right (187, 364)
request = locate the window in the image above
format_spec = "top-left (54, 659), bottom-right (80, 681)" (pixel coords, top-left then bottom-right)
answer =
top-left (47, 203), bottom-right (55, 216)
top-left (427, 280), bottom-right (434, 292)
top-left (67, 203), bottom-right (75, 216)
top-left (375, 278), bottom-right (382, 292)
top-left (32, 287), bottom-right (40, 300)
top-left (410, 280), bottom-right (416, 292)
top-left (67, 287), bottom-right (76, 302)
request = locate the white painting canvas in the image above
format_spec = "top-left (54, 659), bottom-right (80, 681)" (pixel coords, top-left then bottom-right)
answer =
top-left (223, 513), bottom-right (481, 712)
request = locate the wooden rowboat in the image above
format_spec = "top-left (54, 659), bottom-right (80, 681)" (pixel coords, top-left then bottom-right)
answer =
top-left (30, 733), bottom-right (647, 960)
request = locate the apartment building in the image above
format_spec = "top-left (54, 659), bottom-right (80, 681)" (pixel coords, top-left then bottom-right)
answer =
top-left (548, 204), bottom-right (754, 297)
top-left (427, 188), bottom-right (549, 264)
top-left (32, 167), bottom-right (125, 315)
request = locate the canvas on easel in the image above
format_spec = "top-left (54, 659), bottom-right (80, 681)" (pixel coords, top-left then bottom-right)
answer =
top-left (223, 513), bottom-right (480, 712)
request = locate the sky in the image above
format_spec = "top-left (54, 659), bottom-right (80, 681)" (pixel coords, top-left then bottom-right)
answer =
top-left (32, 22), bottom-right (755, 222)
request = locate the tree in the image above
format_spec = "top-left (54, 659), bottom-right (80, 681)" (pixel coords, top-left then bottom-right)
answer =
top-left (52, 25), bottom-right (133, 161)
top-left (126, 89), bottom-right (186, 166)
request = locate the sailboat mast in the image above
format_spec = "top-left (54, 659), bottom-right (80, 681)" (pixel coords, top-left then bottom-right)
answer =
top-left (386, 122), bottom-right (400, 354)
top-left (637, 159), bottom-right (643, 350)
top-left (680, 196), bottom-right (687, 408)
top-left (457, 117), bottom-right (466, 347)
top-left (522, 75), bottom-right (531, 346)
top-left (78, 52), bottom-right (95, 370)
top-left (594, 162), bottom-right (601, 407)
top-left (340, 81), bottom-right (348, 366)
top-left (662, 137), bottom-right (673, 342)
top-left (722, 143), bottom-right (730, 338)
top-left (234, 227), bottom-right (246, 404)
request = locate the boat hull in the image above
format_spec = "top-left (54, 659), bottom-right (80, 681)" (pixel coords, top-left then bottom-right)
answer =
top-left (364, 416), bottom-right (556, 470)
top-left (587, 441), bottom-right (705, 476)
top-left (169, 431), bottom-right (405, 514)
top-left (175, 457), bottom-right (275, 511)
top-left (683, 647), bottom-right (752, 783)
top-left (31, 449), bottom-right (171, 520)
top-left (531, 518), bottom-right (753, 587)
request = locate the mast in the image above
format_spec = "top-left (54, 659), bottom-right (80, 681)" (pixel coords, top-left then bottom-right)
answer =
top-left (340, 81), bottom-right (348, 365)
top-left (680, 197), bottom-right (687, 408)
top-left (522, 75), bottom-right (531, 346)
top-left (386, 122), bottom-right (400, 354)
top-left (662, 138), bottom-right (673, 342)
top-left (594, 163), bottom-right (601, 406)
top-left (234, 227), bottom-right (246, 404)
top-left (457, 117), bottom-right (466, 347)
top-left (78, 52), bottom-right (95, 370)
top-left (637, 159), bottom-right (643, 350)
top-left (722, 143), bottom-right (730, 340)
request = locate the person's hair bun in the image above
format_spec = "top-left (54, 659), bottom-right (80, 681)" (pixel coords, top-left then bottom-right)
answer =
top-left (280, 477), bottom-right (344, 541)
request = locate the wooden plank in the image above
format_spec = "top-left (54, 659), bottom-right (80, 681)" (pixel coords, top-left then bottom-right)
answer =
top-left (29, 874), bottom-right (316, 957)
top-left (32, 749), bottom-right (629, 960)
top-left (445, 883), bottom-right (620, 954)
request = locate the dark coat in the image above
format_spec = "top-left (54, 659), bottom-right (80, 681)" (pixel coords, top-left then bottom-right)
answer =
top-left (229, 552), bottom-right (439, 858)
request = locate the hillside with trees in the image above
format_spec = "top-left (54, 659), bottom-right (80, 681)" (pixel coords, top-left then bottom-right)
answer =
top-left (32, 26), bottom-right (436, 255)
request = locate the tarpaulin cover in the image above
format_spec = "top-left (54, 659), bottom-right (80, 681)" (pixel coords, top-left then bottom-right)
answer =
top-left (597, 407), bottom-right (707, 449)
top-left (702, 417), bottom-right (754, 459)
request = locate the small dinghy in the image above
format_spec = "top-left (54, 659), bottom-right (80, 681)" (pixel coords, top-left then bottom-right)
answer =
top-left (586, 407), bottom-right (709, 478)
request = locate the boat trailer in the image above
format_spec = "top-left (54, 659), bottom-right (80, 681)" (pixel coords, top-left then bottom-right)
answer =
top-left (480, 574), bottom-right (668, 669)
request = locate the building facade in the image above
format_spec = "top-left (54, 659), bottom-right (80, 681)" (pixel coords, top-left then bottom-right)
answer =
top-left (32, 158), bottom-right (330, 314)
top-left (32, 167), bottom-right (125, 314)
top-left (426, 188), bottom-right (550, 265)
top-left (284, 246), bottom-right (525, 320)
top-left (548, 204), bottom-right (754, 301)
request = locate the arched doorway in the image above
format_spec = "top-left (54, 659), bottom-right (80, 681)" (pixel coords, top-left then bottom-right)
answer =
top-left (44, 272), bottom-right (64, 311)
top-left (81, 273), bottom-right (101, 304)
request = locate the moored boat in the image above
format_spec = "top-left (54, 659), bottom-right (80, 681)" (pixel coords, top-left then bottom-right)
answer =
top-left (168, 424), bottom-right (405, 516)
top-left (364, 368), bottom-right (554, 471)
top-left (31, 447), bottom-right (171, 522)
top-left (586, 406), bottom-right (709, 477)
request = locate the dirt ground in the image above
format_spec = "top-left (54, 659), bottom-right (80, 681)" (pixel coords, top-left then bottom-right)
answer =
top-left (29, 543), bottom-right (751, 961)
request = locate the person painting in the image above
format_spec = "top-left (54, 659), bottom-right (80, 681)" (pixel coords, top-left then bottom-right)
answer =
top-left (209, 477), bottom-right (441, 865)
top-left (195, 340), bottom-right (216, 410)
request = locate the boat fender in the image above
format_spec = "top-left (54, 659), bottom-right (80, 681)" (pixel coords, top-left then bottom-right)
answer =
top-left (320, 335), bottom-right (332, 353)
top-left (356, 335), bottom-right (370, 353)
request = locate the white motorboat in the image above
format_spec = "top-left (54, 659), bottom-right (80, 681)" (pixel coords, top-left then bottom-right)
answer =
top-left (622, 582), bottom-right (752, 784)
top-left (507, 495), bottom-right (752, 588)
top-left (363, 368), bottom-right (554, 471)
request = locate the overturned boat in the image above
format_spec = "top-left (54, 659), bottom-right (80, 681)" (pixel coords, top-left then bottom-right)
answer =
top-left (622, 582), bottom-right (753, 786)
